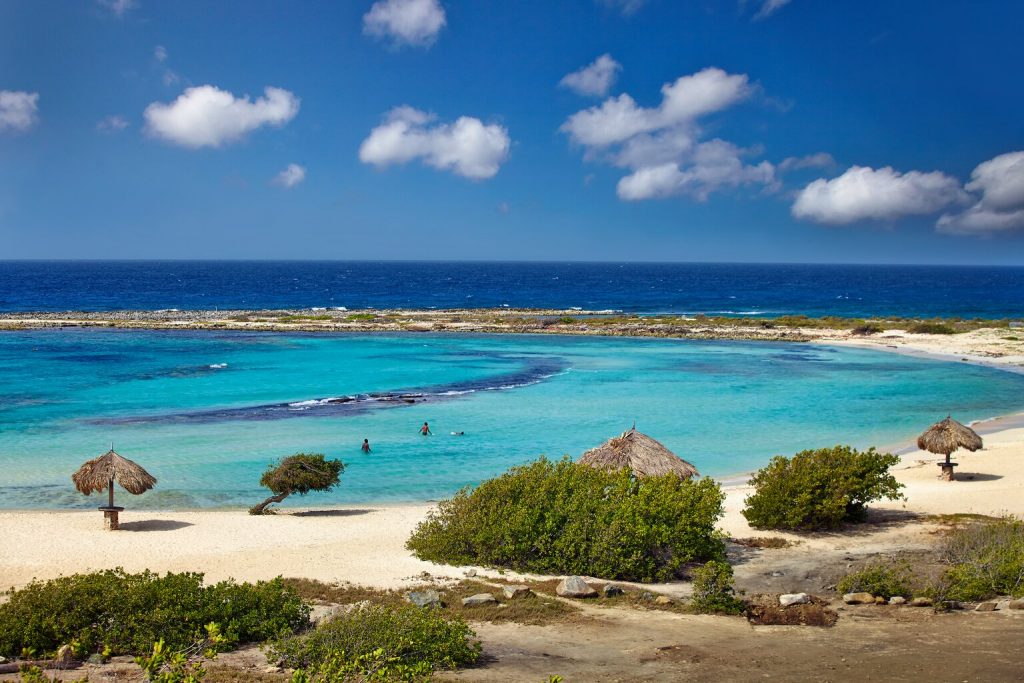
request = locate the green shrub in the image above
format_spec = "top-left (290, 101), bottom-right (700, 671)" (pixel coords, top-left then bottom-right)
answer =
top-left (837, 560), bottom-right (914, 598)
top-left (250, 453), bottom-right (345, 515)
top-left (0, 570), bottom-right (309, 658)
top-left (406, 457), bottom-right (726, 582)
top-left (742, 445), bottom-right (904, 531)
top-left (937, 518), bottom-right (1024, 601)
top-left (851, 323), bottom-right (884, 335)
top-left (907, 322), bottom-right (956, 334)
top-left (690, 560), bottom-right (744, 614)
top-left (270, 603), bottom-right (479, 682)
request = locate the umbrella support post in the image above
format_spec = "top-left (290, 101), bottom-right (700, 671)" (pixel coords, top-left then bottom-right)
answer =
top-left (98, 506), bottom-right (124, 530)
top-left (103, 509), bottom-right (119, 530)
top-left (938, 462), bottom-right (958, 481)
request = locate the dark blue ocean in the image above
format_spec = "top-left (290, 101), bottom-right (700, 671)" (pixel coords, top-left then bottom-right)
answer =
top-left (1, 261), bottom-right (1023, 318)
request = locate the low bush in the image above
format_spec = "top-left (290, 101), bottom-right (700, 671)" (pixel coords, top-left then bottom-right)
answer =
top-left (406, 457), bottom-right (726, 582)
top-left (742, 445), bottom-right (904, 531)
top-left (270, 603), bottom-right (480, 682)
top-left (837, 560), bottom-right (914, 599)
top-left (907, 321), bottom-right (956, 334)
top-left (851, 323), bottom-right (884, 335)
top-left (936, 518), bottom-right (1024, 601)
top-left (0, 570), bottom-right (309, 658)
top-left (690, 560), bottom-right (744, 614)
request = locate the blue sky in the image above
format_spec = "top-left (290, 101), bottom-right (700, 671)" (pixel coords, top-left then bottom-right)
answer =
top-left (2, 0), bottom-right (1023, 263)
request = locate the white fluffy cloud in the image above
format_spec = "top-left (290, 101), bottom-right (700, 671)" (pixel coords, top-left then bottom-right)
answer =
top-left (144, 85), bottom-right (299, 148)
top-left (792, 165), bottom-right (965, 224)
top-left (560, 54), bottom-right (622, 98)
top-left (0, 91), bottom-right (39, 132)
top-left (618, 140), bottom-right (775, 201)
top-left (97, 0), bottom-right (135, 17)
top-left (562, 68), bottom-right (751, 148)
top-left (561, 67), bottom-right (775, 201)
top-left (363, 0), bottom-right (446, 47)
top-left (273, 163), bottom-right (306, 188)
top-left (359, 106), bottom-right (510, 180)
top-left (937, 151), bottom-right (1024, 234)
top-left (754, 0), bottom-right (792, 20)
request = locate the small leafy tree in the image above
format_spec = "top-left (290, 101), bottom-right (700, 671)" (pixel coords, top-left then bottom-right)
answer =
top-left (742, 445), bottom-right (904, 531)
top-left (250, 453), bottom-right (344, 515)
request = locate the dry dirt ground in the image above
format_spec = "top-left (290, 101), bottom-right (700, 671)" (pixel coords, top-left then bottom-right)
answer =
top-left (6, 605), bottom-right (1022, 683)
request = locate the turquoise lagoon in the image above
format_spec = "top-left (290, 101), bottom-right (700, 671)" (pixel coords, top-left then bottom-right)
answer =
top-left (2, 329), bottom-right (1023, 509)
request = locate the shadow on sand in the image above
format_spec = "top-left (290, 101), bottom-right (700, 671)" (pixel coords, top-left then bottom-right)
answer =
top-left (290, 509), bottom-right (375, 518)
top-left (118, 519), bottom-right (194, 532)
top-left (953, 472), bottom-right (1003, 482)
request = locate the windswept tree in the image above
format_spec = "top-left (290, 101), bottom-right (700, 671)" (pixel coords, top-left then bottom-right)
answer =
top-left (249, 453), bottom-right (344, 515)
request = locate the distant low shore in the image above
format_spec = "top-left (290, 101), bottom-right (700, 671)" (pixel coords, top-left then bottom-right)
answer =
top-left (2, 308), bottom-right (1023, 373)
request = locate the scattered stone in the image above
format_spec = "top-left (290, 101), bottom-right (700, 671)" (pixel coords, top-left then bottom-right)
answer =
top-left (87, 653), bottom-right (105, 665)
top-left (996, 600), bottom-right (1011, 611)
top-left (889, 596), bottom-right (907, 605)
top-left (875, 596), bottom-right (888, 605)
top-left (779, 593), bottom-right (811, 607)
top-left (910, 597), bottom-right (933, 607)
top-left (640, 591), bottom-right (655, 601)
top-left (54, 644), bottom-right (73, 665)
top-left (556, 576), bottom-right (598, 598)
top-left (603, 584), bottom-right (625, 597)
top-left (654, 596), bottom-right (674, 605)
top-left (502, 584), bottom-right (532, 600)
top-left (1009, 599), bottom-right (1024, 610)
top-left (770, 571), bottom-right (785, 577)
top-left (408, 589), bottom-right (443, 608)
top-left (464, 568), bottom-right (477, 577)
top-left (264, 666), bottom-right (282, 674)
top-left (461, 592), bottom-right (497, 607)
top-left (843, 592), bottom-right (875, 605)
top-left (975, 602), bottom-right (998, 612)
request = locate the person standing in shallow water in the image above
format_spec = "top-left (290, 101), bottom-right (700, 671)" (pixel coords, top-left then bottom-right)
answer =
top-left (420, 422), bottom-right (432, 436)
top-left (361, 439), bottom-right (371, 453)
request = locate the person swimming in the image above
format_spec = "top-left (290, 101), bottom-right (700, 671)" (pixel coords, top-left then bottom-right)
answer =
top-left (420, 422), bottom-right (432, 436)
top-left (361, 438), bottom-right (371, 453)
top-left (451, 431), bottom-right (465, 436)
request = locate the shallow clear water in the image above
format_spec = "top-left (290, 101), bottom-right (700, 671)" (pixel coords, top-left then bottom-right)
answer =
top-left (2, 329), bottom-right (1023, 509)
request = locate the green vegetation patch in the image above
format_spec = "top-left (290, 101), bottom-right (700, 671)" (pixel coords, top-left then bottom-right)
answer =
top-left (742, 445), bottom-right (904, 531)
top-left (0, 569), bottom-right (309, 659)
top-left (837, 560), bottom-right (915, 599)
top-left (406, 457), bottom-right (726, 582)
top-left (690, 560), bottom-right (745, 615)
top-left (935, 518), bottom-right (1024, 601)
top-left (269, 603), bottom-right (480, 682)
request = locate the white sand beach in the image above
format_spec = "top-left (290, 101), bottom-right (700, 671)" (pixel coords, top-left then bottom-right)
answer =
top-left (2, 423), bottom-right (1022, 593)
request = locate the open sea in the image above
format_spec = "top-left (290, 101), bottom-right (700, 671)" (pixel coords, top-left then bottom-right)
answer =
top-left (2, 261), bottom-right (1024, 318)
top-left (2, 261), bottom-right (1024, 509)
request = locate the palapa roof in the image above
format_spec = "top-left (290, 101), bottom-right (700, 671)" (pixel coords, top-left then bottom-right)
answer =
top-left (72, 449), bottom-right (157, 496)
top-left (917, 416), bottom-right (983, 456)
top-left (579, 426), bottom-right (699, 479)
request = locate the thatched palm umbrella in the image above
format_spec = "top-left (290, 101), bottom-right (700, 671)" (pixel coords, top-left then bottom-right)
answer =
top-left (917, 416), bottom-right (983, 481)
top-left (579, 426), bottom-right (699, 479)
top-left (72, 448), bottom-right (156, 529)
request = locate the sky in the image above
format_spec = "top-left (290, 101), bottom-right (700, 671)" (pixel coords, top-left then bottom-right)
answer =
top-left (2, 0), bottom-right (1024, 264)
